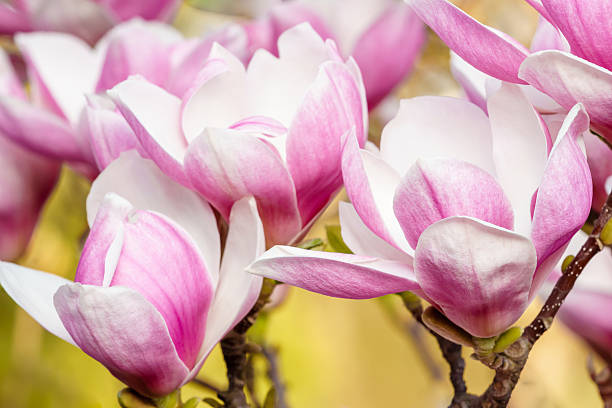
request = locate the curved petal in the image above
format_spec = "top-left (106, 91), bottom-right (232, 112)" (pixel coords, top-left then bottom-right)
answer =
top-left (341, 133), bottom-right (411, 253)
top-left (406, 0), bottom-right (528, 83)
top-left (530, 104), bottom-right (592, 294)
top-left (286, 60), bottom-right (366, 225)
top-left (584, 131), bottom-right (612, 211)
top-left (87, 151), bottom-right (220, 279)
top-left (450, 51), bottom-right (490, 112)
top-left (339, 201), bottom-right (413, 263)
top-left (519, 51), bottom-right (612, 140)
top-left (184, 128), bottom-right (301, 246)
top-left (394, 158), bottom-right (514, 248)
top-left (541, 0), bottom-right (612, 72)
top-left (109, 77), bottom-right (189, 185)
top-left (54, 284), bottom-right (189, 397)
top-left (352, 3), bottom-right (425, 108)
top-left (530, 17), bottom-right (569, 52)
top-left (16, 32), bottom-right (99, 123)
top-left (247, 246), bottom-right (419, 299)
top-left (487, 83), bottom-right (549, 235)
top-left (189, 197), bottom-right (265, 379)
top-left (380, 96), bottom-right (495, 176)
top-left (415, 216), bottom-right (536, 337)
top-left (0, 262), bottom-right (75, 345)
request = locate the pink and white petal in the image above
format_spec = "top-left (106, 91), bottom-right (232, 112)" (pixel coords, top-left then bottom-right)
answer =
top-left (16, 32), bottom-right (99, 123)
top-left (531, 104), bottom-right (592, 291)
top-left (0, 262), bottom-right (75, 345)
top-left (247, 246), bottom-right (420, 299)
top-left (380, 96), bottom-right (495, 176)
top-left (87, 151), bottom-right (221, 279)
top-left (104, 210), bottom-right (214, 370)
top-left (189, 197), bottom-right (265, 379)
top-left (286, 60), bottom-right (365, 224)
top-left (0, 96), bottom-right (87, 162)
top-left (99, 0), bottom-right (180, 21)
top-left (530, 17), bottom-right (569, 52)
top-left (352, 3), bottom-right (425, 108)
top-left (519, 51), bottom-right (612, 140)
top-left (0, 4), bottom-right (30, 34)
top-left (342, 133), bottom-right (410, 252)
top-left (450, 52), bottom-right (491, 112)
top-left (184, 128), bottom-right (301, 246)
top-left (541, 0), bottom-right (612, 72)
top-left (584, 131), bottom-right (612, 211)
top-left (487, 83), bottom-right (549, 235)
top-left (415, 216), bottom-right (536, 337)
top-left (109, 77), bottom-right (189, 185)
top-left (0, 49), bottom-right (26, 100)
top-left (406, 0), bottom-right (528, 83)
top-left (339, 201), bottom-right (414, 261)
top-left (394, 158), bottom-right (514, 248)
top-left (54, 284), bottom-right (189, 397)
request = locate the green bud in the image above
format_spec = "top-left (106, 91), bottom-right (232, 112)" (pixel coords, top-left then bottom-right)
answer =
top-left (493, 327), bottom-right (523, 353)
top-left (183, 398), bottom-right (203, 408)
top-left (152, 391), bottom-right (180, 408)
top-left (202, 398), bottom-right (224, 408)
top-left (561, 255), bottom-right (575, 272)
top-left (263, 387), bottom-right (277, 408)
top-left (325, 225), bottom-right (353, 254)
top-left (422, 307), bottom-right (474, 347)
top-left (601, 219), bottom-right (612, 246)
top-left (472, 336), bottom-right (497, 357)
top-left (117, 389), bottom-right (155, 408)
top-left (296, 238), bottom-right (325, 250)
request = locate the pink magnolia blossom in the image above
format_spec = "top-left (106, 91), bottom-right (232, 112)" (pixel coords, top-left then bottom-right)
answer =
top-left (109, 23), bottom-right (368, 246)
top-left (248, 84), bottom-right (592, 338)
top-left (0, 0), bottom-right (181, 44)
top-left (0, 19), bottom-right (247, 176)
top-left (244, 0), bottom-right (425, 109)
top-left (0, 151), bottom-right (264, 397)
top-left (545, 231), bottom-right (612, 355)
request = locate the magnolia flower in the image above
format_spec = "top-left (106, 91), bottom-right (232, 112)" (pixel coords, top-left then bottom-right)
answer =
top-left (248, 84), bottom-right (592, 338)
top-left (0, 0), bottom-right (181, 43)
top-left (110, 23), bottom-right (368, 246)
top-left (0, 18), bottom-right (247, 175)
top-left (244, 0), bottom-right (425, 108)
top-left (0, 151), bottom-right (264, 397)
top-left (546, 231), bottom-right (612, 356)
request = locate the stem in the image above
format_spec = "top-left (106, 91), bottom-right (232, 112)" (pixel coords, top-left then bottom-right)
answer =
top-left (399, 293), bottom-right (478, 406)
top-left (261, 345), bottom-right (289, 408)
top-left (478, 191), bottom-right (612, 407)
top-left (218, 279), bottom-right (277, 408)
top-left (191, 378), bottom-right (224, 394)
top-left (588, 358), bottom-right (612, 408)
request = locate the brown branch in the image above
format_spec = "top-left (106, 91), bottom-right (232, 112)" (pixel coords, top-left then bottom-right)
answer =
top-left (588, 358), bottom-right (612, 408)
top-left (477, 191), bottom-right (612, 407)
top-left (218, 279), bottom-right (277, 408)
top-left (191, 378), bottom-right (224, 395)
top-left (261, 345), bottom-right (289, 408)
top-left (399, 293), bottom-right (478, 407)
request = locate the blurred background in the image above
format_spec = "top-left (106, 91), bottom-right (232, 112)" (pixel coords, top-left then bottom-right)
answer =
top-left (0, 0), bottom-right (604, 407)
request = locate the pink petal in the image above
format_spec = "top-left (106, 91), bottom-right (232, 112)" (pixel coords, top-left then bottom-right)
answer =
top-left (247, 246), bottom-right (420, 299)
top-left (0, 4), bottom-right (30, 34)
top-left (530, 17), bottom-right (569, 52)
top-left (286, 60), bottom-right (366, 225)
top-left (0, 262), bottom-right (75, 345)
top-left (530, 104), bottom-right (592, 295)
top-left (54, 284), bottom-right (189, 397)
top-left (380, 96), bottom-right (495, 176)
top-left (184, 128), bottom-right (301, 246)
top-left (415, 216), bottom-right (536, 337)
top-left (584, 131), bottom-right (612, 211)
top-left (352, 3), bottom-right (425, 108)
top-left (0, 49), bottom-right (26, 100)
top-left (109, 77), bottom-right (189, 186)
top-left (406, 0), bottom-right (528, 83)
top-left (519, 51), bottom-right (612, 140)
top-left (487, 83), bottom-right (549, 235)
top-left (394, 158), bottom-right (514, 248)
top-left (559, 288), bottom-right (612, 352)
top-left (524, 0), bottom-right (553, 23)
top-left (87, 151), bottom-right (221, 282)
top-left (541, 0), bottom-right (612, 71)
top-left (450, 52), bottom-right (490, 112)
top-left (97, 0), bottom-right (180, 21)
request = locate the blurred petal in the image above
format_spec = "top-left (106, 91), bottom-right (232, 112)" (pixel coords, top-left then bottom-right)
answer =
top-left (407, 0), bottom-right (528, 83)
top-left (184, 128), bottom-right (301, 246)
top-left (247, 246), bottom-right (419, 299)
top-left (87, 151), bottom-right (220, 279)
top-left (415, 216), bottom-right (536, 337)
top-left (54, 284), bottom-right (189, 397)
top-left (380, 96), bottom-right (495, 176)
top-left (519, 51), bottom-right (612, 139)
top-left (99, 0), bottom-right (180, 21)
top-left (530, 17), bottom-right (569, 52)
top-left (584, 131), bottom-right (612, 210)
top-left (530, 104), bottom-right (592, 295)
top-left (109, 77), bottom-right (189, 185)
top-left (487, 83), bottom-right (549, 235)
top-left (0, 262), bottom-right (75, 345)
top-left (352, 3), bottom-right (425, 108)
top-left (394, 158), bottom-right (514, 248)
top-left (450, 51), bottom-right (490, 112)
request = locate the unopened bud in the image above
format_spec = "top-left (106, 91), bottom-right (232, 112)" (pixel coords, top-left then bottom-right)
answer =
top-left (422, 307), bottom-right (474, 347)
top-left (493, 327), bottom-right (523, 353)
top-left (561, 255), bottom-right (575, 272)
top-left (601, 219), bottom-right (612, 246)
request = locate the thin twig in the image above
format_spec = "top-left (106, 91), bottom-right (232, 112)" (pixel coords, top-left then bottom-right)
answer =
top-left (588, 357), bottom-right (612, 408)
top-left (406, 320), bottom-right (443, 381)
top-left (191, 378), bottom-right (224, 394)
top-left (261, 345), bottom-right (289, 408)
top-left (476, 191), bottom-right (612, 407)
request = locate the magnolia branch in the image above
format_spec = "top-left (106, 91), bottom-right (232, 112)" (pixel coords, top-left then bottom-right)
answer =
top-left (475, 190), bottom-right (612, 407)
